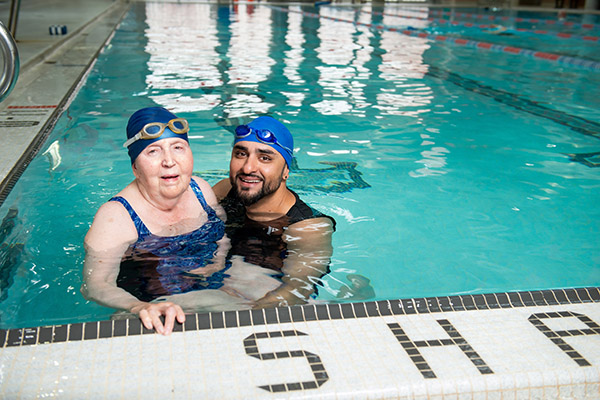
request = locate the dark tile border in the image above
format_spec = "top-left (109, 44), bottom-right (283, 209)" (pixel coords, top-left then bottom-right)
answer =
top-left (1, 287), bottom-right (598, 348)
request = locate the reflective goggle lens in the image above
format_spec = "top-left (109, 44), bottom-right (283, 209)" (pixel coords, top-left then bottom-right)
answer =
top-left (144, 124), bottom-right (163, 136)
top-left (256, 129), bottom-right (275, 143)
top-left (170, 119), bottom-right (187, 132)
top-left (234, 124), bottom-right (251, 137)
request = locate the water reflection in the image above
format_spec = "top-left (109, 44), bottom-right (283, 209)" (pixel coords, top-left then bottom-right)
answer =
top-left (143, 2), bottom-right (434, 121)
top-left (283, 5), bottom-right (306, 86)
top-left (145, 3), bottom-right (222, 112)
top-left (227, 5), bottom-right (275, 86)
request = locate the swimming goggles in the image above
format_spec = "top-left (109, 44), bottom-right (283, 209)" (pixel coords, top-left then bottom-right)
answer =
top-left (234, 124), bottom-right (293, 155)
top-left (123, 118), bottom-right (189, 148)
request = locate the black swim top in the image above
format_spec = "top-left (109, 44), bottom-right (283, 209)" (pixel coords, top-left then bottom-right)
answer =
top-left (111, 179), bottom-right (227, 302)
top-left (221, 189), bottom-right (336, 272)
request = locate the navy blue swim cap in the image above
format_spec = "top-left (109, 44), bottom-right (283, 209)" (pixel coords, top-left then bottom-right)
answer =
top-left (234, 116), bottom-right (294, 168)
top-left (125, 107), bottom-right (189, 164)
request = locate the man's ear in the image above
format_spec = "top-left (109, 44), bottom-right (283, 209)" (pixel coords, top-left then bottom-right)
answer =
top-left (283, 165), bottom-right (289, 180)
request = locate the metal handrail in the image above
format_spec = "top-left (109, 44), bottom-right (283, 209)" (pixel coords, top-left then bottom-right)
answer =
top-left (8, 0), bottom-right (21, 38)
top-left (0, 20), bottom-right (20, 103)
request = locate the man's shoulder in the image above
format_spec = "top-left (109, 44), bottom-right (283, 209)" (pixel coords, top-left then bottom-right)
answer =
top-left (287, 191), bottom-right (336, 229)
top-left (213, 179), bottom-right (232, 202)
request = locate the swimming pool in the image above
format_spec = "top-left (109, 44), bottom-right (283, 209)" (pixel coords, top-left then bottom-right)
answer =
top-left (0, 1), bottom-right (598, 330)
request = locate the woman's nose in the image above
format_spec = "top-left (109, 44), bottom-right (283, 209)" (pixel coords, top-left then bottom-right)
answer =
top-left (162, 151), bottom-right (175, 166)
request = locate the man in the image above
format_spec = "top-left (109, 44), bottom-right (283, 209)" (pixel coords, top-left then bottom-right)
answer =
top-left (213, 116), bottom-right (336, 307)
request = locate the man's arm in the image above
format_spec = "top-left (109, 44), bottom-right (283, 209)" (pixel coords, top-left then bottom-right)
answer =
top-left (253, 217), bottom-right (334, 308)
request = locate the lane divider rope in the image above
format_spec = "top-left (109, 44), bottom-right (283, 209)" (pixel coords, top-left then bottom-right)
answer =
top-left (429, 9), bottom-right (600, 31)
top-left (270, 6), bottom-right (600, 71)
top-left (362, 10), bottom-right (599, 42)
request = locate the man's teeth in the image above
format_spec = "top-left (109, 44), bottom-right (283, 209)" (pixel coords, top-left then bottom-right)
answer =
top-left (242, 177), bottom-right (260, 183)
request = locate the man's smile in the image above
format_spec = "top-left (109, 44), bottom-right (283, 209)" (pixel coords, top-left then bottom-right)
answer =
top-left (237, 174), bottom-right (263, 187)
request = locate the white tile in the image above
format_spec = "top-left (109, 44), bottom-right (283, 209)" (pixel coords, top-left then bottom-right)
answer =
top-left (585, 382), bottom-right (600, 399)
top-left (1, 302), bottom-right (600, 399)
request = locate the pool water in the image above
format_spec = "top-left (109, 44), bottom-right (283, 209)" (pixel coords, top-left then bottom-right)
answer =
top-left (0, 2), bottom-right (598, 329)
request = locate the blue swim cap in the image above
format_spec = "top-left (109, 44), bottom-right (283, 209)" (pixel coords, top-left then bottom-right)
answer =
top-left (125, 107), bottom-right (188, 164)
top-left (234, 116), bottom-right (294, 168)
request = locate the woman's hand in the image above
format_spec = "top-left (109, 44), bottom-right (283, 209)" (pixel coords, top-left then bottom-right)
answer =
top-left (130, 302), bottom-right (186, 336)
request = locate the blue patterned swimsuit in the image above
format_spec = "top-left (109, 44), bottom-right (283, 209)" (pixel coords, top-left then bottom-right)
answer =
top-left (111, 179), bottom-right (227, 302)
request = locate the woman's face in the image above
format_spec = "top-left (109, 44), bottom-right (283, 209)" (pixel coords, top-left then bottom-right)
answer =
top-left (132, 138), bottom-right (194, 201)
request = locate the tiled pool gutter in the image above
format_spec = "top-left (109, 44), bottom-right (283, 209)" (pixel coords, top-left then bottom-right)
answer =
top-left (2, 288), bottom-right (599, 398)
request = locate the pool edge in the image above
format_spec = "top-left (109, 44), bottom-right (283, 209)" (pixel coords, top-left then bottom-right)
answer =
top-left (2, 287), bottom-right (598, 346)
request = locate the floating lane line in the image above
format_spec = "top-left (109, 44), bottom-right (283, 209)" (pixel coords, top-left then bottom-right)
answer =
top-left (270, 6), bottom-right (600, 71)
top-left (429, 9), bottom-right (600, 31)
top-left (362, 10), bottom-right (599, 42)
top-left (358, 9), bottom-right (431, 22)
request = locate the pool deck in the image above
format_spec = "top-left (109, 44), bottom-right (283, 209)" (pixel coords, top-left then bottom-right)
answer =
top-left (0, 0), bottom-right (128, 201)
top-left (0, 1), bottom-right (599, 399)
top-left (2, 289), bottom-right (600, 399)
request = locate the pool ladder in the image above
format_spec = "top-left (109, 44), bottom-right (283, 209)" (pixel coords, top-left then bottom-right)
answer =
top-left (0, 19), bottom-right (20, 103)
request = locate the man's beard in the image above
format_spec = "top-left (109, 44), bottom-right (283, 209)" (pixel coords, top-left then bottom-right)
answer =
top-left (231, 172), bottom-right (284, 206)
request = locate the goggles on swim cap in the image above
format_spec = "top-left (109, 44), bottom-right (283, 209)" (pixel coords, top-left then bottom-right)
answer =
top-left (234, 124), bottom-right (293, 156)
top-left (123, 118), bottom-right (189, 148)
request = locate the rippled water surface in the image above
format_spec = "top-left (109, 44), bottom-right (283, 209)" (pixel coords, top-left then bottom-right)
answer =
top-left (0, 2), bottom-right (599, 328)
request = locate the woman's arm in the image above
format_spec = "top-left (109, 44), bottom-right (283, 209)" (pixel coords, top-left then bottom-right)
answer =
top-left (81, 201), bottom-right (185, 335)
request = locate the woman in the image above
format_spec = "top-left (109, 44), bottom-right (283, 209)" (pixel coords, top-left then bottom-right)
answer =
top-left (82, 107), bottom-right (232, 335)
